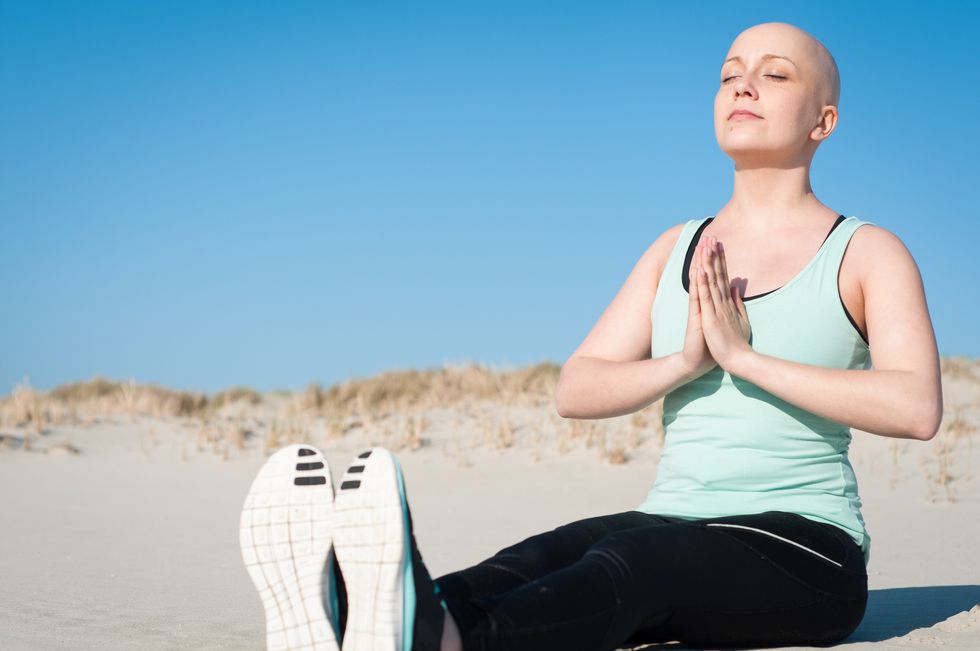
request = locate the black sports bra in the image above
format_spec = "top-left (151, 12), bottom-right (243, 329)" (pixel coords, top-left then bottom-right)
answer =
top-left (679, 214), bottom-right (868, 344)
top-left (682, 214), bottom-right (845, 298)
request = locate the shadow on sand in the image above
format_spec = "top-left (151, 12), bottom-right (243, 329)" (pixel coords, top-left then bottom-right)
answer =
top-left (619, 585), bottom-right (980, 650)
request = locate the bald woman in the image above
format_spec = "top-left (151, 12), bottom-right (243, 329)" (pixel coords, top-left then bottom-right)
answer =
top-left (241, 21), bottom-right (941, 651)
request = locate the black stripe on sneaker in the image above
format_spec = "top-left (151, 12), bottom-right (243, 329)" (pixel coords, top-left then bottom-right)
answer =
top-left (294, 476), bottom-right (327, 485)
top-left (340, 480), bottom-right (361, 490)
top-left (357, 450), bottom-right (372, 459)
top-left (347, 465), bottom-right (365, 473)
top-left (298, 448), bottom-right (316, 456)
top-left (297, 462), bottom-right (325, 471)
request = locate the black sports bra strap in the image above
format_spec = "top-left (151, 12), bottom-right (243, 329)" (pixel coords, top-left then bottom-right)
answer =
top-left (681, 214), bottom-right (846, 296)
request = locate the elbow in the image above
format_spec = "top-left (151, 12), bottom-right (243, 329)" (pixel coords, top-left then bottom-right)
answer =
top-left (553, 387), bottom-right (565, 418)
top-left (553, 379), bottom-right (572, 419)
top-left (553, 365), bottom-right (578, 419)
top-left (916, 401), bottom-right (944, 441)
top-left (555, 400), bottom-right (569, 418)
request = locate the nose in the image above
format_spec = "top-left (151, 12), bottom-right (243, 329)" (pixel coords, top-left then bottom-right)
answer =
top-left (734, 79), bottom-right (755, 98)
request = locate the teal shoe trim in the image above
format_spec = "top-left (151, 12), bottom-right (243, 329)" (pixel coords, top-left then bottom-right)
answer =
top-left (327, 551), bottom-right (341, 641)
top-left (394, 457), bottom-right (416, 651)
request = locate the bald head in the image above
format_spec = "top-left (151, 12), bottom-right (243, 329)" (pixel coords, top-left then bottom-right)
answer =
top-left (730, 22), bottom-right (840, 109)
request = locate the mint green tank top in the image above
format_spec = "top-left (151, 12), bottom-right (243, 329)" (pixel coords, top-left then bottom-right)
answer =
top-left (635, 214), bottom-right (875, 567)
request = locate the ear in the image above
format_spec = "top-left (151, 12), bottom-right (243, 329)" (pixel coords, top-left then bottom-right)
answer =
top-left (810, 105), bottom-right (838, 142)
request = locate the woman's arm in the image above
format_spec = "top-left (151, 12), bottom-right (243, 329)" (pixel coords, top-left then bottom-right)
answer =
top-left (555, 222), bottom-right (699, 420)
top-left (556, 353), bottom-right (699, 420)
top-left (723, 226), bottom-right (943, 441)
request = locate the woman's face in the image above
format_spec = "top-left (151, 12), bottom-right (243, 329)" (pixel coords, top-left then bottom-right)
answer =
top-left (713, 28), bottom-right (830, 167)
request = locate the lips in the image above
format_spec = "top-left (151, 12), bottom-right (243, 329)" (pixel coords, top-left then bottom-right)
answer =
top-left (729, 109), bottom-right (761, 120)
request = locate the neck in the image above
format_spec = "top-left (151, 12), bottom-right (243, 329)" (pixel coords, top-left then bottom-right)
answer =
top-left (718, 161), bottom-right (821, 231)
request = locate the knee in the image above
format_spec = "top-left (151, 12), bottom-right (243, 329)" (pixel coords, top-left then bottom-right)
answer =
top-left (487, 531), bottom-right (558, 576)
top-left (584, 528), bottom-right (649, 559)
top-left (580, 526), bottom-right (692, 596)
top-left (581, 529), bottom-right (653, 581)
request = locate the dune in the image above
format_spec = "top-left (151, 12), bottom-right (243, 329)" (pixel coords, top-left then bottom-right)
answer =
top-left (0, 358), bottom-right (977, 650)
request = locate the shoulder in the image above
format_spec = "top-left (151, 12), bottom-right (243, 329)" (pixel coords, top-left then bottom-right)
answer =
top-left (848, 222), bottom-right (922, 284)
top-left (848, 223), bottom-right (929, 331)
top-left (637, 220), bottom-right (692, 278)
top-left (656, 220), bottom-right (691, 250)
top-left (850, 221), bottom-right (912, 254)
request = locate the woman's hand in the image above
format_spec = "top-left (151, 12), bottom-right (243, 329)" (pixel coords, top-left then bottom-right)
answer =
top-left (680, 240), bottom-right (719, 378)
top-left (695, 235), bottom-right (754, 371)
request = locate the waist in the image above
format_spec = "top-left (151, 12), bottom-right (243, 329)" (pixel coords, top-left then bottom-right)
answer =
top-left (638, 436), bottom-right (870, 566)
top-left (654, 439), bottom-right (852, 492)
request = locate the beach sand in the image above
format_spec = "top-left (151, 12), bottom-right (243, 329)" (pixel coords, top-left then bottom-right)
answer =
top-left (1, 362), bottom-right (977, 650)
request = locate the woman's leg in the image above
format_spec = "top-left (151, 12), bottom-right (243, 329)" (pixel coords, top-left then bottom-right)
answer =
top-left (440, 510), bottom-right (868, 651)
top-left (434, 510), bottom-right (679, 603)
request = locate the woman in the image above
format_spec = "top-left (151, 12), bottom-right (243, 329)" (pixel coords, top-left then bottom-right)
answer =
top-left (238, 21), bottom-right (942, 651)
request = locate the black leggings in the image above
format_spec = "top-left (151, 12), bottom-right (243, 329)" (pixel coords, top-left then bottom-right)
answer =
top-left (433, 510), bottom-right (868, 650)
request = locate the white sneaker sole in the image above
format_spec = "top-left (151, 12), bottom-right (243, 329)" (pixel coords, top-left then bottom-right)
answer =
top-left (239, 444), bottom-right (341, 651)
top-left (332, 447), bottom-right (412, 651)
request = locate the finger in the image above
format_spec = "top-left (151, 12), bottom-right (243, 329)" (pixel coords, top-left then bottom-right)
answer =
top-left (736, 291), bottom-right (749, 321)
top-left (703, 241), bottom-right (725, 307)
top-left (730, 284), bottom-right (742, 309)
top-left (699, 240), bottom-right (711, 288)
top-left (689, 243), bottom-right (700, 292)
top-left (715, 241), bottom-right (733, 303)
top-left (730, 282), bottom-right (744, 314)
top-left (690, 256), bottom-right (701, 315)
top-left (710, 242), bottom-right (725, 301)
top-left (696, 245), bottom-right (707, 301)
top-left (713, 242), bottom-right (736, 321)
top-left (697, 260), bottom-right (715, 319)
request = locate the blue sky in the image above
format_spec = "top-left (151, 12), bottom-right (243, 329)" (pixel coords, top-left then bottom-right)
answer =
top-left (2, 1), bottom-right (978, 395)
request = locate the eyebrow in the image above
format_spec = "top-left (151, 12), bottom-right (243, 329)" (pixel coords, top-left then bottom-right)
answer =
top-left (723, 54), bottom-right (797, 68)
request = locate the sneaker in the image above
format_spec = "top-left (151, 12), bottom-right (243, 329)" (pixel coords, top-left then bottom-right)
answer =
top-left (239, 443), bottom-right (343, 650)
top-left (332, 446), bottom-right (447, 651)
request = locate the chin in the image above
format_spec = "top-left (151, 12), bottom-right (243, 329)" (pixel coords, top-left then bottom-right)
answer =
top-left (718, 138), bottom-right (772, 154)
top-left (717, 128), bottom-right (795, 154)
top-left (718, 143), bottom-right (787, 166)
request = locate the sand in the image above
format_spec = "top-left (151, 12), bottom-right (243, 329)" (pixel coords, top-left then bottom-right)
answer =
top-left (1, 370), bottom-right (978, 650)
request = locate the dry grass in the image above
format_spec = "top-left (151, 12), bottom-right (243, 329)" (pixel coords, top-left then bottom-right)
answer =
top-left (2, 356), bottom-right (976, 475)
top-left (5, 379), bottom-right (50, 435)
top-left (306, 361), bottom-right (561, 421)
top-left (210, 387), bottom-right (263, 411)
top-left (482, 411), bottom-right (517, 451)
top-left (940, 356), bottom-right (980, 385)
top-left (0, 363), bottom-right (571, 459)
top-left (918, 407), bottom-right (977, 503)
top-left (0, 362), bottom-right (560, 422)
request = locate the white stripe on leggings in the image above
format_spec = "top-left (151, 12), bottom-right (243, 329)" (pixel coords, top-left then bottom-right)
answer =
top-left (705, 523), bottom-right (843, 568)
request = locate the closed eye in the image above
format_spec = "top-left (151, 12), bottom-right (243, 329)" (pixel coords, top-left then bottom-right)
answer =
top-left (721, 75), bottom-right (787, 83)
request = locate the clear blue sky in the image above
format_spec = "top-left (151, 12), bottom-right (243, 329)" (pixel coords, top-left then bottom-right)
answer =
top-left (2, 1), bottom-right (978, 395)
